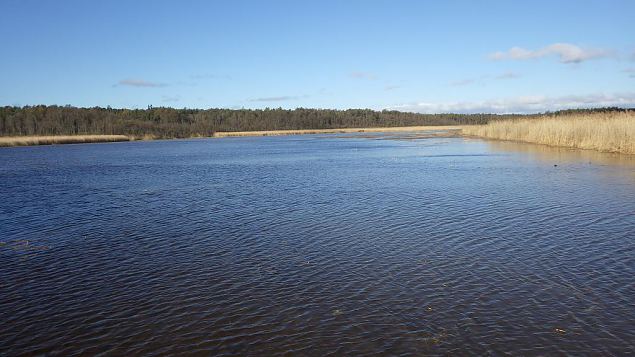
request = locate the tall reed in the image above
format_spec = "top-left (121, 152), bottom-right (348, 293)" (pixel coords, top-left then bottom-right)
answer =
top-left (462, 111), bottom-right (635, 154)
top-left (0, 135), bottom-right (131, 147)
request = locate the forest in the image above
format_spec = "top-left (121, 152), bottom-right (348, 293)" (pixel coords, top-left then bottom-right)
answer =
top-left (0, 105), bottom-right (627, 138)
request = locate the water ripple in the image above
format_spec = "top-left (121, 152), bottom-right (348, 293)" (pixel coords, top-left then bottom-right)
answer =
top-left (1, 136), bottom-right (634, 355)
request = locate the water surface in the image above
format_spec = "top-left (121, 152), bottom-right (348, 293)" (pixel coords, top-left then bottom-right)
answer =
top-left (1, 134), bottom-right (634, 355)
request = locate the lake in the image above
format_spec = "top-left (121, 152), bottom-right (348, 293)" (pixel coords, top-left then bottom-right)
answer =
top-left (1, 133), bottom-right (634, 355)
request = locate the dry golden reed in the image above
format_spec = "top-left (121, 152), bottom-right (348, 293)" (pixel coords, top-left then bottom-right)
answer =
top-left (0, 135), bottom-right (131, 147)
top-left (462, 111), bottom-right (635, 154)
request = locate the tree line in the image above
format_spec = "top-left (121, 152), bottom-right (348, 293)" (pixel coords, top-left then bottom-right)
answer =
top-left (0, 105), bottom-right (628, 138)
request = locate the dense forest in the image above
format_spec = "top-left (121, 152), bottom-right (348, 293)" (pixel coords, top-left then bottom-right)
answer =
top-left (0, 105), bottom-right (629, 138)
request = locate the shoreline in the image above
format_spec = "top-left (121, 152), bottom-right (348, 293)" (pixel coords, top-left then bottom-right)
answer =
top-left (0, 126), bottom-right (462, 147)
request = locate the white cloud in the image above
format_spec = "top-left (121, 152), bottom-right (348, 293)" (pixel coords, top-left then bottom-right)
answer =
top-left (490, 43), bottom-right (613, 64)
top-left (387, 92), bottom-right (635, 114)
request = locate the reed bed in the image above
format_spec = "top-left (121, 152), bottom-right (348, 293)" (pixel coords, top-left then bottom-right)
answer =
top-left (462, 111), bottom-right (635, 154)
top-left (213, 125), bottom-right (462, 137)
top-left (0, 135), bottom-right (131, 147)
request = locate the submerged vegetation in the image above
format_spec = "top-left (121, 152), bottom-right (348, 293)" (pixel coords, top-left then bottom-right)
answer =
top-left (462, 111), bottom-right (635, 154)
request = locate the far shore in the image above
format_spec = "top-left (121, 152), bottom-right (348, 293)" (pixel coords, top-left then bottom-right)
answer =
top-left (2, 113), bottom-right (633, 155)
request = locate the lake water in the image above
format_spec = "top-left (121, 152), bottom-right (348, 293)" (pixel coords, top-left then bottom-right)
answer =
top-left (1, 133), bottom-right (634, 355)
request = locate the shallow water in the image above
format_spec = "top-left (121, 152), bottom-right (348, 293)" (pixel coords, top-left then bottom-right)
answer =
top-left (1, 134), bottom-right (634, 355)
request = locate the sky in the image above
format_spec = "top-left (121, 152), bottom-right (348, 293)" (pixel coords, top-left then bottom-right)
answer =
top-left (0, 0), bottom-right (634, 113)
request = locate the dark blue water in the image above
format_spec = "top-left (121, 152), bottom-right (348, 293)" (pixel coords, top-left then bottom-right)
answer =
top-left (1, 134), bottom-right (634, 355)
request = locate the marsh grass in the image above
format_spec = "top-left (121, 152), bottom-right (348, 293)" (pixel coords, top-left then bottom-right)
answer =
top-left (462, 111), bottom-right (635, 154)
top-left (0, 135), bottom-right (131, 147)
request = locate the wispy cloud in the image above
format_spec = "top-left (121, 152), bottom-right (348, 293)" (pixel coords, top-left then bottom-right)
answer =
top-left (494, 71), bottom-right (521, 80)
top-left (450, 71), bottom-right (521, 87)
top-left (623, 68), bottom-right (635, 78)
top-left (350, 71), bottom-right (377, 80)
top-left (116, 74), bottom-right (230, 88)
top-left (161, 95), bottom-right (181, 102)
top-left (116, 79), bottom-right (167, 88)
top-left (384, 84), bottom-right (402, 91)
top-left (247, 95), bottom-right (308, 102)
top-left (190, 73), bottom-right (231, 80)
top-left (450, 79), bottom-right (476, 87)
top-left (490, 43), bottom-right (613, 64)
top-left (388, 92), bottom-right (635, 114)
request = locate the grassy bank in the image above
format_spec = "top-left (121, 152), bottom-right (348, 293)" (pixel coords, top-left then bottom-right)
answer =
top-left (213, 125), bottom-right (462, 137)
top-left (462, 111), bottom-right (635, 154)
top-left (0, 135), bottom-right (131, 147)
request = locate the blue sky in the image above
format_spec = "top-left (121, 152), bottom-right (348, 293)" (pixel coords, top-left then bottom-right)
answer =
top-left (1, 0), bottom-right (633, 113)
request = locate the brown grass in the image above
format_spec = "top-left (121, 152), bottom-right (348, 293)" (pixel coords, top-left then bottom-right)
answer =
top-left (461, 111), bottom-right (635, 154)
top-left (0, 135), bottom-right (131, 147)
top-left (213, 126), bottom-right (462, 137)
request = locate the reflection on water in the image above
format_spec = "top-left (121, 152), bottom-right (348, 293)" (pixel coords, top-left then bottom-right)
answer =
top-left (1, 135), bottom-right (634, 355)
top-left (485, 139), bottom-right (635, 168)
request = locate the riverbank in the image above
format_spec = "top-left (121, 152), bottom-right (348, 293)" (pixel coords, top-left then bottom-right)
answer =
top-left (0, 135), bottom-right (131, 147)
top-left (462, 111), bottom-right (635, 155)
